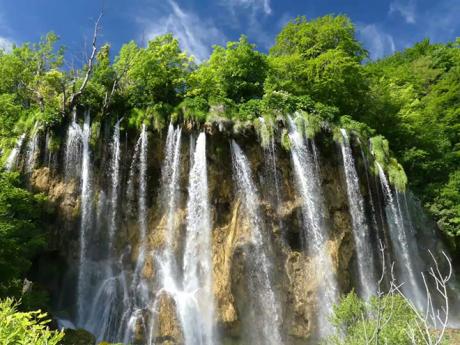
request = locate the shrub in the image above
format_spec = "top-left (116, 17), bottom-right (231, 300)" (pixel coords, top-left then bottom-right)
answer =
top-left (0, 298), bottom-right (63, 345)
top-left (325, 291), bottom-right (423, 345)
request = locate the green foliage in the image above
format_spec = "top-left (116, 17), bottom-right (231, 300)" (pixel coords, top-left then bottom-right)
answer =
top-left (267, 15), bottom-right (368, 118)
top-left (339, 115), bottom-right (375, 140)
top-left (429, 170), bottom-right (460, 238)
top-left (325, 291), bottom-right (423, 345)
top-left (270, 15), bottom-right (366, 60)
top-left (115, 35), bottom-right (192, 110)
top-left (188, 36), bottom-right (268, 104)
top-left (0, 172), bottom-right (47, 298)
top-left (178, 96), bottom-right (209, 123)
top-left (0, 298), bottom-right (63, 345)
top-left (363, 39), bottom-right (460, 235)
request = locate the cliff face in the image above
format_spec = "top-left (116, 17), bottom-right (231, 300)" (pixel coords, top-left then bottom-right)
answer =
top-left (20, 118), bottom-right (448, 345)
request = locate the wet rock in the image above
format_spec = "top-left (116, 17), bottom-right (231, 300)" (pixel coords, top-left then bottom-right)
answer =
top-left (61, 328), bottom-right (96, 345)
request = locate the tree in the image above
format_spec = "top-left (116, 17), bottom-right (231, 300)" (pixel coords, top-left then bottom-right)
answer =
top-left (0, 172), bottom-right (47, 298)
top-left (116, 34), bottom-right (192, 107)
top-left (267, 15), bottom-right (368, 117)
top-left (187, 35), bottom-right (268, 104)
top-left (363, 39), bottom-right (460, 245)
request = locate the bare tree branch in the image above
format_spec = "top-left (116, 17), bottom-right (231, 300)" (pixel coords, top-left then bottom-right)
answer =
top-left (67, 12), bottom-right (103, 112)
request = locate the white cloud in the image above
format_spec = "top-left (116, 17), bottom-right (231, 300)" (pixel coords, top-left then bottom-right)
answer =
top-left (223, 0), bottom-right (272, 15)
top-left (389, 0), bottom-right (417, 24)
top-left (0, 36), bottom-right (13, 52)
top-left (142, 0), bottom-right (226, 62)
top-left (358, 24), bottom-right (396, 60)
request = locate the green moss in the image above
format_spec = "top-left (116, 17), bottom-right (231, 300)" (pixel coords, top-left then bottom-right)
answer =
top-left (388, 158), bottom-right (407, 191)
top-left (302, 112), bottom-right (322, 139)
top-left (61, 329), bottom-right (95, 345)
top-left (90, 120), bottom-right (101, 147)
top-left (232, 120), bottom-right (253, 136)
top-left (254, 117), bottom-right (274, 149)
top-left (370, 135), bottom-right (407, 191)
top-left (47, 134), bottom-right (61, 153)
top-left (281, 128), bottom-right (291, 151)
top-left (339, 115), bottom-right (375, 139)
top-left (370, 135), bottom-right (390, 166)
top-left (332, 126), bottom-right (344, 144)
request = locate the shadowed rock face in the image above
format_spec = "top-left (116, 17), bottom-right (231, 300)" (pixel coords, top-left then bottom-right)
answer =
top-left (26, 123), bottom-right (382, 345)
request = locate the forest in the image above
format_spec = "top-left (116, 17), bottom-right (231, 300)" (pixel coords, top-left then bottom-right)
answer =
top-left (0, 14), bottom-right (459, 345)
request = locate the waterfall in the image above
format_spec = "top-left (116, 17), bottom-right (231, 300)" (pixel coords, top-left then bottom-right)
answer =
top-left (108, 119), bottom-right (122, 249)
top-left (65, 110), bottom-right (83, 181)
top-left (287, 116), bottom-right (338, 337)
top-left (25, 123), bottom-right (39, 174)
top-left (76, 111), bottom-right (93, 325)
top-left (177, 132), bottom-right (215, 345)
top-left (339, 129), bottom-right (376, 299)
top-left (122, 124), bottom-right (150, 343)
top-left (83, 119), bottom-right (126, 342)
top-left (376, 163), bottom-right (425, 309)
top-left (4, 133), bottom-right (26, 171)
top-left (130, 123), bottom-right (149, 296)
top-left (259, 118), bottom-right (283, 224)
top-left (231, 140), bottom-right (283, 345)
top-left (138, 124), bottom-right (149, 241)
top-left (157, 124), bottom-right (183, 289)
top-left (133, 123), bottom-right (149, 295)
top-left (147, 123), bottom-right (182, 345)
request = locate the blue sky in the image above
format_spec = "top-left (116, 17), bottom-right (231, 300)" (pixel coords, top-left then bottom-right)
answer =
top-left (0, 0), bottom-right (459, 62)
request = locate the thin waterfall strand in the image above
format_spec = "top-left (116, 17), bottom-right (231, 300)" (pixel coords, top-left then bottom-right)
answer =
top-left (340, 129), bottom-right (376, 299)
top-left (376, 163), bottom-right (425, 309)
top-left (180, 132), bottom-right (215, 345)
top-left (231, 140), bottom-right (283, 345)
top-left (287, 116), bottom-right (338, 337)
top-left (77, 112), bottom-right (93, 325)
top-left (108, 119), bottom-right (122, 248)
top-left (4, 133), bottom-right (26, 171)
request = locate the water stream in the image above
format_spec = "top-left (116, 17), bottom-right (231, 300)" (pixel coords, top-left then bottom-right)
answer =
top-left (231, 140), bottom-right (283, 345)
top-left (287, 116), bottom-right (338, 337)
top-left (339, 129), bottom-right (376, 299)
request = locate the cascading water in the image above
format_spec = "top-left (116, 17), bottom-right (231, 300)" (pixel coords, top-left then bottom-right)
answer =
top-left (25, 123), bottom-right (39, 175)
top-left (64, 110), bottom-right (84, 181)
top-left (146, 123), bottom-right (183, 345)
top-left (138, 124), bottom-right (149, 242)
top-left (122, 124), bottom-right (150, 343)
top-left (109, 119), bottom-right (122, 248)
top-left (287, 116), bottom-right (338, 337)
top-left (23, 112), bottom-right (460, 345)
top-left (259, 118), bottom-right (283, 226)
top-left (231, 140), bottom-right (283, 345)
top-left (178, 132), bottom-right (215, 345)
top-left (76, 111), bottom-right (93, 325)
top-left (376, 162), bottom-right (425, 309)
top-left (84, 119), bottom-right (126, 342)
top-left (339, 129), bottom-right (377, 299)
top-left (4, 133), bottom-right (26, 171)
